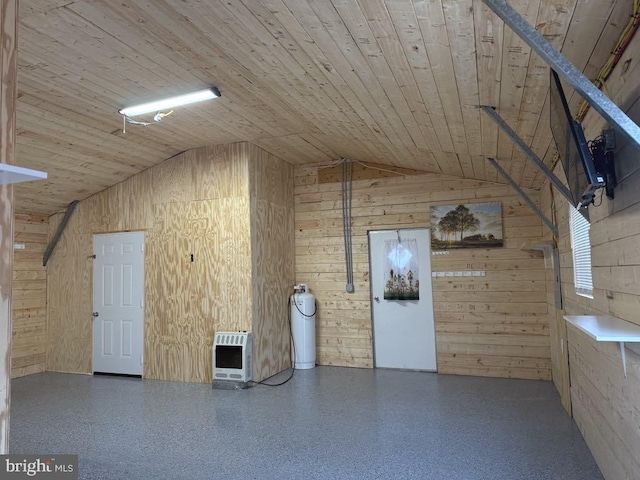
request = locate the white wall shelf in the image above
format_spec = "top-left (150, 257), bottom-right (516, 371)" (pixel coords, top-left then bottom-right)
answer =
top-left (564, 314), bottom-right (640, 377)
top-left (0, 164), bottom-right (47, 185)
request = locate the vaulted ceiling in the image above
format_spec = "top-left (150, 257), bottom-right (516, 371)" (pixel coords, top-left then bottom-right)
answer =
top-left (15, 0), bottom-right (630, 215)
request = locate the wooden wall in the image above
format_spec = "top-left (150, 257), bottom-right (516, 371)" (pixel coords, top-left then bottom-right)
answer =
top-left (145, 198), bottom-right (253, 383)
top-left (46, 205), bottom-right (92, 375)
top-left (539, 187), bottom-right (572, 414)
top-left (0, 0), bottom-right (17, 453)
top-left (540, 28), bottom-right (640, 480)
top-left (294, 166), bottom-right (551, 379)
top-left (546, 171), bottom-right (640, 480)
top-left (248, 144), bottom-right (295, 380)
top-left (11, 214), bottom-right (47, 378)
top-left (47, 142), bottom-right (292, 383)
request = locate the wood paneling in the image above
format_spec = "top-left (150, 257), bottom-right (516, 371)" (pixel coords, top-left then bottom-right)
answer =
top-left (318, 161), bottom-right (428, 184)
top-left (249, 145), bottom-right (295, 381)
top-left (47, 142), bottom-right (292, 383)
top-left (538, 183), bottom-right (571, 414)
top-left (145, 198), bottom-right (253, 383)
top-left (11, 214), bottom-right (47, 378)
top-left (5, 0), bottom-right (628, 216)
top-left (540, 30), bottom-right (640, 478)
top-left (0, 0), bottom-right (17, 453)
top-left (567, 325), bottom-right (640, 480)
top-left (46, 209), bottom-right (92, 375)
top-left (294, 166), bottom-right (551, 378)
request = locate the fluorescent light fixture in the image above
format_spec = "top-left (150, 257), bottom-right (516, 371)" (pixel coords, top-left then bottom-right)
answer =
top-left (119, 87), bottom-right (220, 117)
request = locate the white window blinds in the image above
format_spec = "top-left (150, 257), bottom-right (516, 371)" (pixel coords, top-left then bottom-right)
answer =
top-left (569, 204), bottom-right (594, 298)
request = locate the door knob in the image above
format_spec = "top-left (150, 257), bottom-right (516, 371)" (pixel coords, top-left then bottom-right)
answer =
top-left (374, 296), bottom-right (380, 303)
top-left (92, 312), bottom-right (99, 317)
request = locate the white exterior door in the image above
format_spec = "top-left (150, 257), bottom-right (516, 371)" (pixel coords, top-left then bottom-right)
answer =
top-left (369, 228), bottom-right (437, 371)
top-left (93, 232), bottom-right (144, 375)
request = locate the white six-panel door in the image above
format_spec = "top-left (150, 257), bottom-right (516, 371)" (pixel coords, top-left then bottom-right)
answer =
top-left (369, 228), bottom-right (437, 371)
top-left (93, 232), bottom-right (144, 375)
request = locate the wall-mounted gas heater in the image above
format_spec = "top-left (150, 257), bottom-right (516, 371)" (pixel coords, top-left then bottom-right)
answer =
top-left (212, 332), bottom-right (252, 389)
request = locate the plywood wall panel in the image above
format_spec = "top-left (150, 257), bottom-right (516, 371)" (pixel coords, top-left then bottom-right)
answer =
top-left (151, 151), bottom-right (197, 207)
top-left (211, 198), bottom-right (254, 332)
top-left (47, 142), bottom-right (292, 383)
top-left (294, 167), bottom-right (550, 378)
top-left (249, 146), bottom-right (295, 381)
top-left (46, 206), bottom-right (93, 374)
top-left (195, 144), bottom-right (250, 201)
top-left (11, 214), bottom-right (47, 378)
top-left (249, 143), bottom-right (294, 207)
top-left (145, 197), bottom-right (253, 383)
top-left (118, 167), bottom-right (154, 231)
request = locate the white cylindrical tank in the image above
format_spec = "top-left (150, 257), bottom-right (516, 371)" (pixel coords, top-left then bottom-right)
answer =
top-left (290, 286), bottom-right (316, 369)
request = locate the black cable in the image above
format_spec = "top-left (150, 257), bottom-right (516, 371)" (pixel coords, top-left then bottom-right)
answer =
top-left (249, 366), bottom-right (294, 387)
top-left (247, 295), bottom-right (296, 387)
top-left (588, 135), bottom-right (615, 203)
top-left (247, 292), bottom-right (318, 387)
top-left (592, 188), bottom-right (604, 207)
top-left (292, 293), bottom-right (317, 318)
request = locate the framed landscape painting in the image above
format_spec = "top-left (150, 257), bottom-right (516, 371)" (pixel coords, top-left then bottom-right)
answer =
top-left (430, 202), bottom-right (503, 250)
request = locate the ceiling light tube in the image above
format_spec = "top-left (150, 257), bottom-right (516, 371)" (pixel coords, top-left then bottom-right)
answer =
top-left (119, 87), bottom-right (221, 117)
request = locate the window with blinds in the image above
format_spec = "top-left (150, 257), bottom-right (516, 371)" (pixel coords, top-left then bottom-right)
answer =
top-left (569, 204), bottom-right (594, 298)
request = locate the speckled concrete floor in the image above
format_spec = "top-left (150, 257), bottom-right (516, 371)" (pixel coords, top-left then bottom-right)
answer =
top-left (10, 367), bottom-right (602, 480)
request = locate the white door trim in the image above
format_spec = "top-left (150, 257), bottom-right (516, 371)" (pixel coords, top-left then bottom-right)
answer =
top-left (92, 231), bottom-right (145, 376)
top-left (369, 228), bottom-right (437, 371)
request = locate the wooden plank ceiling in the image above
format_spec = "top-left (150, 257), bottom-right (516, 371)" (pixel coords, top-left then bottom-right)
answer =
top-left (14, 0), bottom-right (629, 215)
